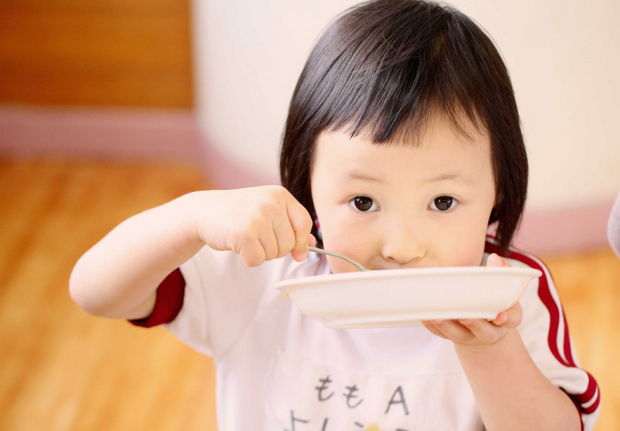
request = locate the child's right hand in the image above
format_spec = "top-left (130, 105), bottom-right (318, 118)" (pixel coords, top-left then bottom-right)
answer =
top-left (70, 185), bottom-right (313, 319)
top-left (192, 186), bottom-right (316, 267)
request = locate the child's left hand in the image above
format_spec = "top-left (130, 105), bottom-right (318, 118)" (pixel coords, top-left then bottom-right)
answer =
top-left (421, 253), bottom-right (522, 351)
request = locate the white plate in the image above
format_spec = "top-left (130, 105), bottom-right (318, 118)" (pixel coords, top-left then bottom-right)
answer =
top-left (275, 266), bottom-right (542, 329)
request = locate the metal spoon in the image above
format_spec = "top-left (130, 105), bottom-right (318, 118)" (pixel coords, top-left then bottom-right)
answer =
top-left (308, 246), bottom-right (369, 271)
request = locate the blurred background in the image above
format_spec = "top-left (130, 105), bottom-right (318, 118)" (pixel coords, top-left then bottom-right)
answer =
top-left (0, 0), bottom-right (618, 430)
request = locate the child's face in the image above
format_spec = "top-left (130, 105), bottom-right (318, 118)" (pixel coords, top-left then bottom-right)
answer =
top-left (310, 115), bottom-right (496, 273)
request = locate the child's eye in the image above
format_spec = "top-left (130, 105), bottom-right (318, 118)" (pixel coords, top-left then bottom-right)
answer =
top-left (429, 196), bottom-right (458, 211)
top-left (349, 196), bottom-right (378, 212)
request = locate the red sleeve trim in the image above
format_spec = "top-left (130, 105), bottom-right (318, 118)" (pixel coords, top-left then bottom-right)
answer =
top-left (485, 236), bottom-right (601, 421)
top-left (129, 268), bottom-right (185, 328)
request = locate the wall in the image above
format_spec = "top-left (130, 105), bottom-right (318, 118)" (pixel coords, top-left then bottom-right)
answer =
top-left (451, 0), bottom-right (620, 211)
top-left (191, 0), bottom-right (360, 183)
top-left (1, 0), bottom-right (618, 254)
top-left (192, 0), bottom-right (620, 212)
top-left (0, 0), bottom-right (199, 163)
top-left (0, 0), bottom-right (193, 108)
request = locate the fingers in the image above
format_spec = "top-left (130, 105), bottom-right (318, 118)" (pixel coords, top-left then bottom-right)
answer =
top-left (424, 317), bottom-right (513, 347)
top-left (234, 232), bottom-right (266, 267)
top-left (232, 187), bottom-right (313, 266)
top-left (422, 255), bottom-right (520, 347)
top-left (285, 196), bottom-right (314, 262)
top-left (456, 302), bottom-right (521, 344)
top-left (421, 321), bottom-right (449, 339)
top-left (493, 301), bottom-right (522, 328)
top-left (237, 206), bottom-right (282, 265)
top-left (271, 211), bottom-right (297, 259)
top-left (258, 227), bottom-right (280, 262)
top-left (458, 319), bottom-right (506, 345)
top-left (427, 319), bottom-right (475, 344)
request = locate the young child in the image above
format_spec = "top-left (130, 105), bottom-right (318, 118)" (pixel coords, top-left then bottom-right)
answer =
top-left (70, 1), bottom-right (600, 429)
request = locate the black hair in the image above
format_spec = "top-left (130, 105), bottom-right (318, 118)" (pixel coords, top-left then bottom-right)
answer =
top-left (280, 0), bottom-right (528, 252)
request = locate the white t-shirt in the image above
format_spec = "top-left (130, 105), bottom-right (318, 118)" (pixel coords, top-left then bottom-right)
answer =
top-left (162, 238), bottom-right (600, 430)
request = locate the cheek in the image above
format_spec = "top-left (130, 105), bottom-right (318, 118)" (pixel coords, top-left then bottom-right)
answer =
top-left (449, 244), bottom-right (485, 267)
top-left (440, 200), bottom-right (493, 266)
top-left (322, 233), bottom-right (365, 273)
top-left (320, 219), bottom-right (378, 273)
top-left (444, 224), bottom-right (488, 266)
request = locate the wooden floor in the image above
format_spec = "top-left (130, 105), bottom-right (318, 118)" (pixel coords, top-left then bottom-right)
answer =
top-left (0, 159), bottom-right (216, 431)
top-left (0, 158), bottom-right (617, 430)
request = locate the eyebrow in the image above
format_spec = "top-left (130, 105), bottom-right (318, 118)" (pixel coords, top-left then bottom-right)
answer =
top-left (344, 172), bottom-right (385, 183)
top-left (422, 173), bottom-right (476, 186)
top-left (344, 171), bottom-right (475, 186)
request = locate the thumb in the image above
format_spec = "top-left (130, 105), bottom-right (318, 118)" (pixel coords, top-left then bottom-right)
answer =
top-left (487, 253), bottom-right (510, 267)
top-left (291, 234), bottom-right (317, 262)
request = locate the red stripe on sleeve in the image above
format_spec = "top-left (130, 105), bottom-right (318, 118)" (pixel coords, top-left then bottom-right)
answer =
top-left (577, 375), bottom-right (598, 404)
top-left (484, 237), bottom-right (600, 418)
top-left (129, 268), bottom-right (186, 328)
top-left (562, 308), bottom-right (576, 367)
top-left (582, 387), bottom-right (601, 414)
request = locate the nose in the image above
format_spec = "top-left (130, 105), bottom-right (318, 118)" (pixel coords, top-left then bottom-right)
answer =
top-left (381, 222), bottom-right (426, 266)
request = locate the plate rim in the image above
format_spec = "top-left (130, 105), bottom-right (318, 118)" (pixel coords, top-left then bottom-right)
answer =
top-left (275, 266), bottom-right (542, 290)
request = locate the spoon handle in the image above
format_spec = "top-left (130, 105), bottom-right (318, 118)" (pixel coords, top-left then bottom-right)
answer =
top-left (308, 246), bottom-right (368, 272)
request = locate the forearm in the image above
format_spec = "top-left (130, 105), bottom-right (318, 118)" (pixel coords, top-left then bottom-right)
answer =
top-left (456, 329), bottom-right (580, 431)
top-left (69, 192), bottom-right (205, 319)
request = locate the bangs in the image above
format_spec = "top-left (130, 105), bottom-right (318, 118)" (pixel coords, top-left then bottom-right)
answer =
top-left (299, 0), bottom-right (493, 145)
top-left (281, 0), bottom-right (528, 252)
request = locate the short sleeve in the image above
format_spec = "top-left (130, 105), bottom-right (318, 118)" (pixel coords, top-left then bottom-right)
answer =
top-left (485, 240), bottom-right (600, 431)
top-left (162, 246), bottom-right (325, 361)
top-left (129, 268), bottom-right (185, 328)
